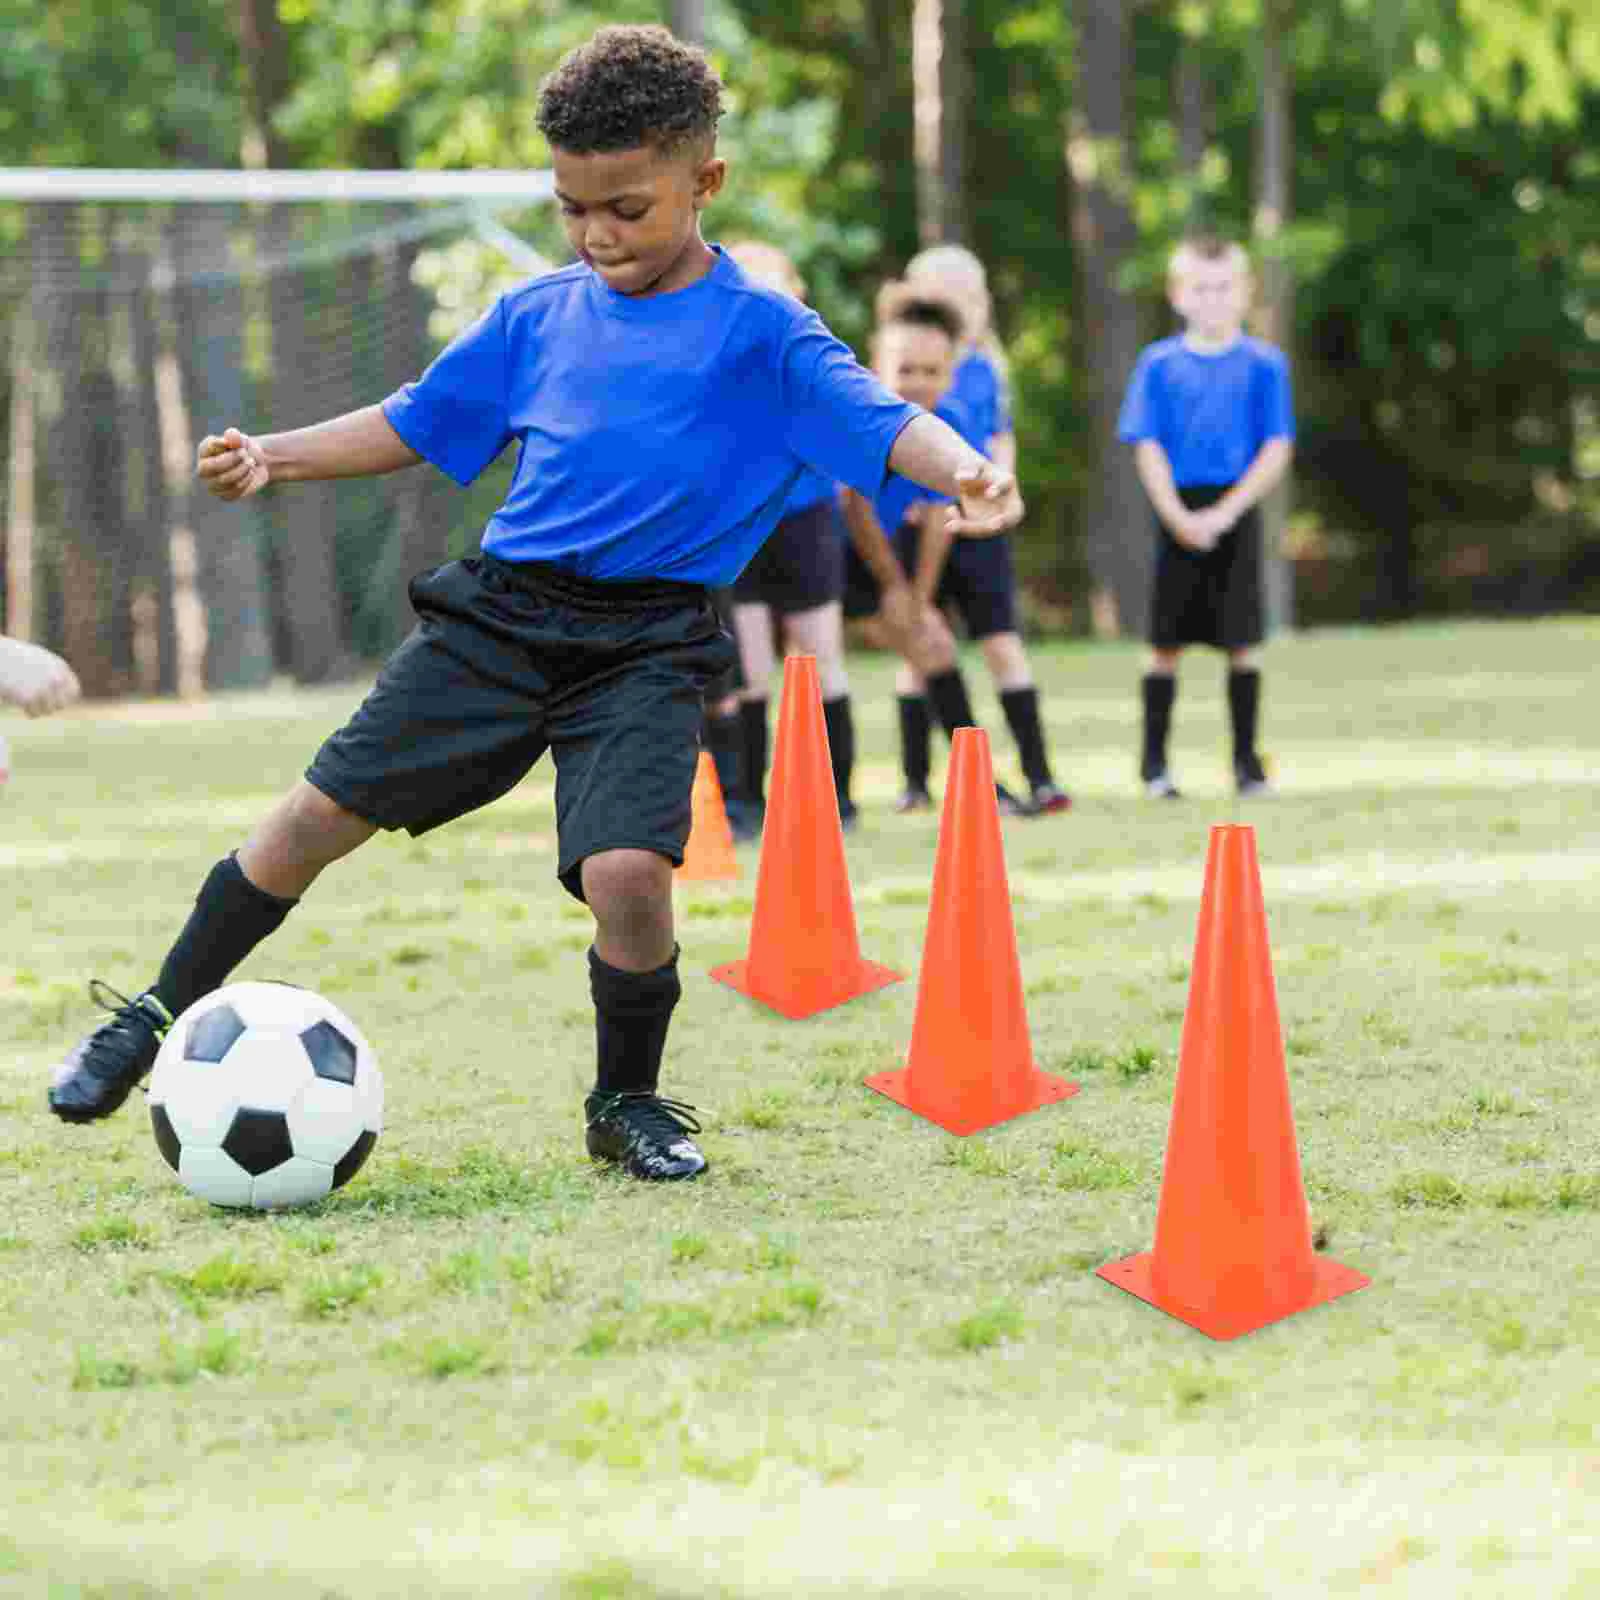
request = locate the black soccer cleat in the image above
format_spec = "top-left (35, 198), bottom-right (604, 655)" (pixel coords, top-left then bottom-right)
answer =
top-left (1235, 752), bottom-right (1275, 797)
top-left (49, 982), bottom-right (173, 1123)
top-left (585, 1091), bottom-right (708, 1181)
top-left (1029, 782), bottom-right (1072, 815)
top-left (1141, 758), bottom-right (1182, 799)
top-left (893, 786), bottom-right (934, 815)
top-left (995, 782), bottom-right (1035, 818)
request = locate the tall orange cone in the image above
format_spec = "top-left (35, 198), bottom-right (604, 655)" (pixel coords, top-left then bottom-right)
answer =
top-left (676, 751), bottom-right (740, 882)
top-left (1097, 824), bottom-right (1369, 1339)
top-left (712, 655), bottom-right (900, 1017)
top-left (865, 727), bottom-right (1078, 1134)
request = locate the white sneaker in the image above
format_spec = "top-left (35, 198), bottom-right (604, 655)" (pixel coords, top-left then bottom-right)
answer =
top-left (1143, 768), bottom-right (1182, 800)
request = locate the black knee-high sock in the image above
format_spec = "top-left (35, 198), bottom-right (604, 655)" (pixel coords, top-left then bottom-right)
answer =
top-left (897, 694), bottom-right (932, 790)
top-left (703, 707), bottom-right (741, 802)
top-left (822, 694), bottom-right (856, 813)
top-left (999, 686), bottom-right (1054, 790)
top-left (1228, 667), bottom-right (1261, 764)
top-left (923, 667), bottom-right (978, 741)
top-left (152, 854), bottom-right (297, 1016)
top-left (1141, 673), bottom-right (1177, 777)
top-left (736, 698), bottom-right (768, 809)
top-left (589, 945), bottom-right (681, 1097)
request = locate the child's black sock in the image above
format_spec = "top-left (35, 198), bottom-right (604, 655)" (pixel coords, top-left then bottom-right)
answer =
top-left (999, 685), bottom-right (1054, 790)
top-left (1227, 667), bottom-right (1261, 765)
top-left (924, 667), bottom-right (978, 741)
top-left (152, 854), bottom-right (298, 1016)
top-left (822, 694), bottom-right (856, 814)
top-left (589, 945), bottom-right (681, 1097)
top-left (736, 698), bottom-right (768, 809)
top-left (896, 694), bottom-right (932, 791)
top-left (703, 707), bottom-right (742, 803)
top-left (1141, 673), bottom-right (1177, 778)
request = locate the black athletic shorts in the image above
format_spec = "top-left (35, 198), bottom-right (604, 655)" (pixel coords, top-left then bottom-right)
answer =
top-left (306, 555), bottom-right (737, 901)
top-left (894, 524), bottom-right (1019, 640)
top-left (731, 499), bottom-right (845, 615)
top-left (703, 585), bottom-right (744, 702)
top-left (840, 537), bottom-right (883, 621)
top-left (1149, 483), bottom-right (1264, 651)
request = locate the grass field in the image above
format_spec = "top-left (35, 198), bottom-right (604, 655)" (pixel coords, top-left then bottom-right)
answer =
top-left (2, 618), bottom-right (1598, 1598)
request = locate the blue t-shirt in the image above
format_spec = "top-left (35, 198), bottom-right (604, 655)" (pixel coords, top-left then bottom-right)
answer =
top-left (1116, 336), bottom-right (1294, 487)
top-left (781, 466), bottom-right (837, 520)
top-left (382, 247), bottom-right (920, 585)
top-left (874, 396), bottom-right (982, 533)
top-left (948, 348), bottom-right (1012, 445)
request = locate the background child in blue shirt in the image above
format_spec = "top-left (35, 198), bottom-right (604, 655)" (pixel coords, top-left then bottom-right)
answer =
top-left (1117, 235), bottom-right (1295, 798)
top-left (48, 26), bottom-right (1022, 1184)
top-left (897, 248), bottom-right (1068, 817)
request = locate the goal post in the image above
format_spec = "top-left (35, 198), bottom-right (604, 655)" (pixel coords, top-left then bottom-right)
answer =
top-left (0, 168), bottom-right (557, 695)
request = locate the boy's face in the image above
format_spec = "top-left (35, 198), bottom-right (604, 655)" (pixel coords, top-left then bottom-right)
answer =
top-left (552, 141), bottom-right (725, 297)
top-left (873, 321), bottom-right (955, 411)
top-left (1170, 255), bottom-right (1250, 342)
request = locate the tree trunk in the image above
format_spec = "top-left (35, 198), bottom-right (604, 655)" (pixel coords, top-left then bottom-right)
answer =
top-left (863, 0), bottom-right (918, 278)
top-left (1254, 0), bottom-right (1295, 633)
top-left (668, 0), bottom-right (705, 44)
top-left (129, 278), bottom-right (181, 695)
top-left (912, 0), bottom-right (970, 243)
top-left (1068, 0), bottom-right (1149, 636)
top-left (5, 298), bottom-right (35, 640)
top-left (237, 0), bottom-right (294, 169)
top-left (1174, 5), bottom-right (1215, 226)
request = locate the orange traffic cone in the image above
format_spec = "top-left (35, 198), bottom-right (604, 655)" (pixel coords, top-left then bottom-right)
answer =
top-left (712, 655), bottom-right (901, 1018)
top-left (1097, 824), bottom-right (1369, 1339)
top-left (676, 751), bottom-right (740, 882)
top-left (866, 727), bottom-right (1079, 1134)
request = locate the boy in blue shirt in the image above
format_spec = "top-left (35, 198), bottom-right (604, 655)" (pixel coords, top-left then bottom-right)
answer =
top-left (47, 26), bottom-right (1021, 1182)
top-left (1116, 235), bottom-right (1294, 798)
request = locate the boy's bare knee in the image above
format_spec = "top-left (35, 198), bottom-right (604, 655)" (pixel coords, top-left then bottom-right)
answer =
top-left (1148, 648), bottom-right (1181, 675)
top-left (583, 849), bottom-right (675, 967)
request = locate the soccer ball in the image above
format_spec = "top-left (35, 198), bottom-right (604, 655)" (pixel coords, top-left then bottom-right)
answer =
top-left (148, 982), bottom-right (383, 1209)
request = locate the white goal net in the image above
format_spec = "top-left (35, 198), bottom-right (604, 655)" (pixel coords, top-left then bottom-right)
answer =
top-left (0, 168), bottom-right (556, 696)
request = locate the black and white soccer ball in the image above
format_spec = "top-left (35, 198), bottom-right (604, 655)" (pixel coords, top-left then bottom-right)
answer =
top-left (148, 982), bottom-right (383, 1209)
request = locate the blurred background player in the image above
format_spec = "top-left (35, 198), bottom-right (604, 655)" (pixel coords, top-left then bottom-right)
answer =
top-left (839, 290), bottom-right (1027, 816)
top-left (1116, 234), bottom-right (1294, 798)
top-left (721, 240), bottom-right (858, 835)
top-left (897, 246), bottom-right (1068, 817)
top-left (858, 281), bottom-right (1067, 816)
top-left (0, 637), bottom-right (81, 718)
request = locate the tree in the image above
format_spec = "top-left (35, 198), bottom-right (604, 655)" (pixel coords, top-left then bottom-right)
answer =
top-left (1068, 0), bottom-right (1149, 635)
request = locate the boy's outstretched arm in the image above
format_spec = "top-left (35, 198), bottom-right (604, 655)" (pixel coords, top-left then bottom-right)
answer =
top-left (888, 414), bottom-right (1023, 537)
top-left (196, 407), bottom-right (423, 501)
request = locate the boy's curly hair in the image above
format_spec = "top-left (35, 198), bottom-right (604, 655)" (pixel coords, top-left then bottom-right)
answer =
top-left (537, 26), bottom-right (724, 156)
top-left (874, 278), bottom-right (966, 345)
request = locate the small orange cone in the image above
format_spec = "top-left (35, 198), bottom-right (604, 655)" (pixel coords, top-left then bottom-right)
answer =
top-left (676, 751), bottom-right (740, 882)
top-left (712, 655), bottom-right (900, 1017)
top-left (1097, 824), bottom-right (1369, 1339)
top-left (866, 727), bottom-right (1079, 1134)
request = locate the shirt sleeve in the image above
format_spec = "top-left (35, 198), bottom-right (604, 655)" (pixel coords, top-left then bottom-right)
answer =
top-left (1257, 348), bottom-right (1296, 442)
top-left (1116, 348), bottom-right (1162, 444)
top-left (381, 299), bottom-right (514, 487)
top-left (779, 309), bottom-right (921, 497)
top-left (989, 359), bottom-right (1014, 437)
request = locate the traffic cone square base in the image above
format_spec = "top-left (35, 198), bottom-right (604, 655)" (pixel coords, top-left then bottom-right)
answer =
top-left (1096, 1252), bottom-right (1371, 1342)
top-left (865, 1065), bottom-right (1079, 1137)
top-left (713, 956), bottom-right (902, 1021)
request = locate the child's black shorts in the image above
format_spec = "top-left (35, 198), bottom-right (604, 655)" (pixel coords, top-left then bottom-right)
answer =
top-left (1149, 483), bottom-right (1264, 651)
top-left (731, 500), bottom-right (845, 616)
top-left (894, 523), bottom-right (1019, 640)
top-left (840, 538), bottom-right (883, 621)
top-left (305, 555), bottom-right (737, 901)
top-left (703, 586), bottom-right (744, 703)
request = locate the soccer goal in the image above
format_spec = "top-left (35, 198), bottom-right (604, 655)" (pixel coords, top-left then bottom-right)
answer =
top-left (0, 167), bottom-right (556, 697)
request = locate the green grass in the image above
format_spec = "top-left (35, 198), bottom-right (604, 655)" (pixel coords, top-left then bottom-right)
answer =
top-left (3, 619), bottom-right (1600, 1597)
